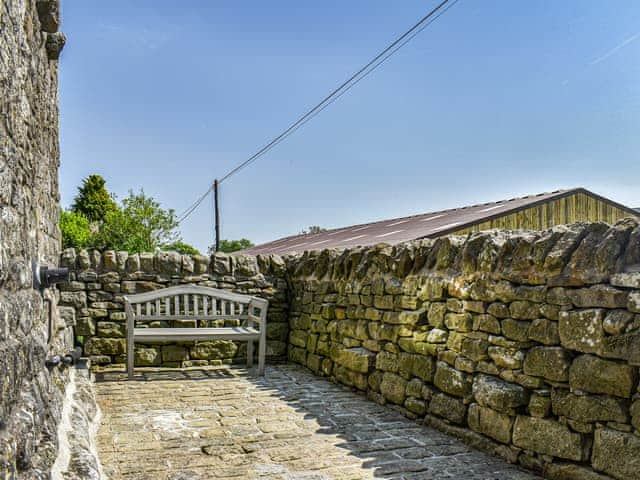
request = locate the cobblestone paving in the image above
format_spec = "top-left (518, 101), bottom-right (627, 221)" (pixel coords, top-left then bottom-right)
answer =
top-left (95, 365), bottom-right (539, 480)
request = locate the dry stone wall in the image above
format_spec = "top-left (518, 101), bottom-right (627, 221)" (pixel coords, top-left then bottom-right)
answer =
top-left (287, 220), bottom-right (640, 480)
top-left (0, 1), bottom-right (68, 478)
top-left (61, 249), bottom-right (289, 367)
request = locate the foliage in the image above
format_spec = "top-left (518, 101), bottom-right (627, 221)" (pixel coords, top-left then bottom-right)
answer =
top-left (163, 241), bottom-right (200, 255)
top-left (60, 210), bottom-right (93, 250)
top-left (300, 225), bottom-right (326, 234)
top-left (208, 238), bottom-right (254, 254)
top-left (93, 190), bottom-right (180, 253)
top-left (71, 174), bottom-right (117, 223)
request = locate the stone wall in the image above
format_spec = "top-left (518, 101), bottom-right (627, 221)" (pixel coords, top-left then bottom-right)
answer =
top-left (287, 220), bottom-right (640, 480)
top-left (0, 1), bottom-right (68, 478)
top-left (60, 249), bottom-right (289, 367)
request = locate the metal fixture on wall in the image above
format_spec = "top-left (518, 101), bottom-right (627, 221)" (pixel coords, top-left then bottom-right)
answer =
top-left (32, 261), bottom-right (70, 290)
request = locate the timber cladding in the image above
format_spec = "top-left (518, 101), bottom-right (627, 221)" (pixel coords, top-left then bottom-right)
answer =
top-left (451, 191), bottom-right (636, 235)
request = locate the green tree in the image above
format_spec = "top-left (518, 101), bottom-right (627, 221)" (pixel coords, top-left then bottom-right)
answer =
top-left (94, 189), bottom-right (180, 253)
top-left (60, 210), bottom-right (93, 249)
top-left (71, 174), bottom-right (117, 223)
top-left (164, 241), bottom-right (200, 255)
top-left (208, 238), bottom-right (254, 254)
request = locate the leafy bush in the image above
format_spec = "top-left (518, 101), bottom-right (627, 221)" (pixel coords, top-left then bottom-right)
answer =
top-left (93, 190), bottom-right (180, 253)
top-left (60, 210), bottom-right (93, 250)
top-left (209, 238), bottom-right (254, 254)
top-left (163, 241), bottom-right (200, 255)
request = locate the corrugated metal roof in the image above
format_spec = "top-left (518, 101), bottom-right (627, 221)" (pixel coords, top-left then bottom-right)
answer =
top-left (240, 188), bottom-right (636, 256)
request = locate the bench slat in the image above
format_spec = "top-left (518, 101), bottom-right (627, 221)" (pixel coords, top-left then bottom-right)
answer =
top-left (133, 327), bottom-right (259, 342)
top-left (134, 314), bottom-right (250, 322)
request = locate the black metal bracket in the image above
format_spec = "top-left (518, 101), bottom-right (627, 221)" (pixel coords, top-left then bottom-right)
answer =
top-left (32, 261), bottom-right (69, 290)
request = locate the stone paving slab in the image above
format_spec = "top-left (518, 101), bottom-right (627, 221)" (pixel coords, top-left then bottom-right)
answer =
top-left (95, 365), bottom-right (540, 480)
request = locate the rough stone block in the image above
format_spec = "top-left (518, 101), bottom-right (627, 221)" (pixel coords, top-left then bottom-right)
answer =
top-left (135, 346), bottom-right (160, 366)
top-left (467, 403), bottom-right (513, 444)
top-left (433, 361), bottom-right (472, 398)
top-left (523, 346), bottom-right (571, 382)
top-left (629, 291), bottom-right (640, 313)
top-left (528, 318), bottom-right (560, 345)
top-left (427, 302), bottom-right (446, 328)
top-left (567, 285), bottom-right (628, 309)
top-left (97, 321), bottom-right (125, 338)
top-left (611, 272), bottom-right (640, 288)
top-left (512, 416), bottom-right (584, 461)
top-left (60, 291), bottom-right (87, 309)
top-left (76, 317), bottom-right (96, 336)
top-left (551, 388), bottom-right (628, 423)
top-left (592, 428), bottom-right (640, 480)
top-left (190, 341), bottom-right (238, 360)
top-left (569, 354), bottom-right (637, 398)
top-left (528, 392), bottom-right (551, 418)
top-left (376, 351), bottom-right (398, 372)
top-left (501, 319), bottom-right (530, 341)
top-left (380, 372), bottom-right (407, 405)
top-left (84, 338), bottom-right (125, 355)
top-left (473, 314), bottom-right (501, 334)
top-left (398, 353), bottom-right (435, 382)
top-left (333, 365), bottom-right (368, 391)
top-left (459, 334), bottom-right (489, 361)
top-left (509, 301), bottom-right (539, 320)
top-left (472, 375), bottom-right (528, 413)
top-left (444, 313), bottom-right (473, 332)
top-left (289, 330), bottom-right (308, 348)
top-left (404, 397), bottom-right (427, 415)
top-left (603, 310), bottom-right (634, 336)
top-left (332, 346), bottom-right (375, 373)
top-left (559, 309), bottom-right (605, 354)
top-left (429, 392), bottom-right (466, 424)
top-left (488, 346), bottom-right (524, 369)
top-left (161, 345), bottom-right (188, 362)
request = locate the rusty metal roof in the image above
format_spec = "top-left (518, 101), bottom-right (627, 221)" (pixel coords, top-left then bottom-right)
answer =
top-left (240, 188), bottom-right (636, 256)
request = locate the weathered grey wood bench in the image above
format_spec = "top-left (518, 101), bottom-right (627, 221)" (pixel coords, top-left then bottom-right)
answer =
top-left (124, 285), bottom-right (268, 378)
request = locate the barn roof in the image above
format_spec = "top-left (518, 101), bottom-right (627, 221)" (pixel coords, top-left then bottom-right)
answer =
top-left (240, 188), bottom-right (637, 256)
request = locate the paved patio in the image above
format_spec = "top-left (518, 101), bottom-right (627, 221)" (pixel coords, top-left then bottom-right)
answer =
top-left (95, 364), bottom-right (539, 480)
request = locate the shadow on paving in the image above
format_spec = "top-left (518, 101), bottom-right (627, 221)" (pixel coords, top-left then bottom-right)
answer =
top-left (95, 364), bottom-right (540, 480)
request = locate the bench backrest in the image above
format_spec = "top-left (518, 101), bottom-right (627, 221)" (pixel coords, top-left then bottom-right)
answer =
top-left (123, 285), bottom-right (267, 325)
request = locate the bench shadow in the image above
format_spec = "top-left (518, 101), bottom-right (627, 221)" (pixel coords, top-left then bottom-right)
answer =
top-left (94, 364), bottom-right (539, 479)
top-left (94, 366), bottom-right (237, 383)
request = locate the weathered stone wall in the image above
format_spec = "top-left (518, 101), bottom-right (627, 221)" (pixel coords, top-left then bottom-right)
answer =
top-left (0, 1), bottom-right (68, 478)
top-left (61, 249), bottom-right (289, 367)
top-left (287, 220), bottom-right (640, 480)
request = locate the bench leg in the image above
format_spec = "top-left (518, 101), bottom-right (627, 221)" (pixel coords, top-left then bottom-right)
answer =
top-left (258, 333), bottom-right (266, 376)
top-left (247, 339), bottom-right (254, 368)
top-left (127, 337), bottom-right (134, 379)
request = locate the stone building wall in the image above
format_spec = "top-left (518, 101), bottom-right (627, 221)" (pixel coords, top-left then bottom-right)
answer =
top-left (286, 220), bottom-right (640, 480)
top-left (0, 1), bottom-right (68, 478)
top-left (60, 249), bottom-right (289, 367)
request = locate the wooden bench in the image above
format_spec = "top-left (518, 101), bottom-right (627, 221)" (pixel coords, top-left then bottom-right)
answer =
top-left (124, 285), bottom-right (268, 378)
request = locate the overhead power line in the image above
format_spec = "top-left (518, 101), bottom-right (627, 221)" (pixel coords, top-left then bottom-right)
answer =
top-left (218, 0), bottom-right (456, 184)
top-left (176, 0), bottom-right (459, 227)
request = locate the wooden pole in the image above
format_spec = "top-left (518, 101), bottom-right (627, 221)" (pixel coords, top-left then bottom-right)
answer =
top-left (214, 179), bottom-right (220, 252)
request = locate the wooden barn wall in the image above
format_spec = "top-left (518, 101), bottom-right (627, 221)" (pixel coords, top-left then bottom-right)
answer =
top-left (452, 192), bottom-right (636, 235)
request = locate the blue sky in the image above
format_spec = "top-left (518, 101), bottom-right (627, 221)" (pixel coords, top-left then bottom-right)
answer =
top-left (59, 1), bottom-right (640, 253)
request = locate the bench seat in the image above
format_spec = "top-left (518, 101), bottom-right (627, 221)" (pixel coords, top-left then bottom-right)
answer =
top-left (133, 327), bottom-right (260, 342)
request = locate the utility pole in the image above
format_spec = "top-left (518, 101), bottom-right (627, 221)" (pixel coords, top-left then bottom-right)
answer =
top-left (213, 179), bottom-right (220, 252)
